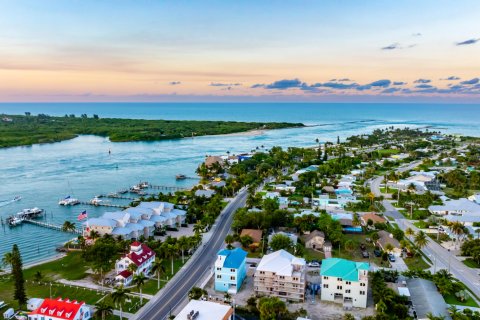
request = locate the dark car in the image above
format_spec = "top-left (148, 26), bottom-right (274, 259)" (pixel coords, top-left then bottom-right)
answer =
top-left (374, 249), bottom-right (382, 257)
top-left (388, 254), bottom-right (396, 262)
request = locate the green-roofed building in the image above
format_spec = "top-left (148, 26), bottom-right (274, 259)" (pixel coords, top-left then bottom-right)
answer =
top-left (320, 258), bottom-right (369, 308)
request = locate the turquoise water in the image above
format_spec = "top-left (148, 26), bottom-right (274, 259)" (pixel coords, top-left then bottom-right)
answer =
top-left (0, 103), bottom-right (479, 264)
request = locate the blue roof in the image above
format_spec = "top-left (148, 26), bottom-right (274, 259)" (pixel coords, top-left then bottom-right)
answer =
top-left (320, 258), bottom-right (369, 281)
top-left (217, 248), bottom-right (247, 269)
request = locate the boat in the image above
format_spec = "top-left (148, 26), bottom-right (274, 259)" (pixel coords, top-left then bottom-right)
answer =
top-left (17, 207), bottom-right (44, 218)
top-left (90, 196), bottom-right (103, 206)
top-left (13, 196), bottom-right (22, 202)
top-left (118, 189), bottom-right (128, 194)
top-left (139, 181), bottom-right (149, 188)
top-left (176, 174), bottom-right (187, 180)
top-left (58, 196), bottom-right (80, 206)
top-left (7, 216), bottom-right (25, 227)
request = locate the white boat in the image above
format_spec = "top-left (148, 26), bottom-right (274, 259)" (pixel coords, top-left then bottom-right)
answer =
top-left (58, 196), bottom-right (80, 206)
top-left (8, 216), bottom-right (24, 227)
top-left (90, 196), bottom-right (103, 206)
top-left (13, 196), bottom-right (22, 202)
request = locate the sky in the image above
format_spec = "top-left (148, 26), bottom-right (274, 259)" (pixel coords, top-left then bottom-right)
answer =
top-left (0, 0), bottom-right (479, 102)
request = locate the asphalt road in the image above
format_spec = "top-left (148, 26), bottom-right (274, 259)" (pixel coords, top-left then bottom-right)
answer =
top-left (370, 173), bottom-right (480, 298)
top-left (134, 189), bottom-right (248, 320)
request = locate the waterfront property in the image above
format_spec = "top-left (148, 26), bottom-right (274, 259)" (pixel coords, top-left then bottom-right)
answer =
top-left (174, 299), bottom-right (233, 320)
top-left (28, 297), bottom-right (91, 320)
top-left (115, 241), bottom-right (156, 286)
top-left (214, 248), bottom-right (248, 293)
top-left (83, 201), bottom-right (186, 239)
top-left (320, 258), bottom-right (369, 308)
top-left (254, 249), bottom-right (306, 302)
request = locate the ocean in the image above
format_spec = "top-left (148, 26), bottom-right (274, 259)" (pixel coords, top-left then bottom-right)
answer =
top-left (0, 102), bottom-right (479, 264)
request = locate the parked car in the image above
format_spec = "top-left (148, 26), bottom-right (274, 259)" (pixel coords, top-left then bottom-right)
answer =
top-left (362, 251), bottom-right (370, 258)
top-left (308, 262), bottom-right (320, 268)
top-left (388, 254), bottom-right (396, 262)
top-left (374, 249), bottom-right (382, 257)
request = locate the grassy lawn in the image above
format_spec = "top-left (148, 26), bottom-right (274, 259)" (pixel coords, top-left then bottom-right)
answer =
top-left (463, 258), bottom-right (480, 269)
top-left (399, 209), bottom-right (430, 220)
top-left (444, 292), bottom-right (479, 308)
top-left (403, 255), bottom-right (430, 270)
top-left (24, 252), bottom-right (90, 281)
top-left (303, 248), bottom-right (325, 261)
top-left (413, 221), bottom-right (429, 229)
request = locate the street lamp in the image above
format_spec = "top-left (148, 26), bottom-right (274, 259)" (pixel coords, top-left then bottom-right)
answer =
top-left (429, 254), bottom-right (437, 273)
top-left (448, 249), bottom-right (451, 273)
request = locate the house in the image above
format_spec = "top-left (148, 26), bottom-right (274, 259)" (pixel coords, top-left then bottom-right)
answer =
top-left (115, 241), bottom-right (156, 286)
top-left (27, 298), bottom-right (44, 311)
top-left (254, 250), bottom-right (306, 302)
top-left (360, 213), bottom-right (387, 226)
top-left (240, 229), bottom-right (263, 246)
top-left (214, 248), bottom-right (248, 293)
top-left (205, 156), bottom-right (224, 167)
top-left (320, 258), bottom-right (369, 308)
top-left (268, 231), bottom-right (298, 246)
top-left (28, 297), bottom-right (91, 320)
top-left (407, 278), bottom-right (451, 320)
top-left (195, 189), bottom-right (216, 198)
top-left (174, 300), bottom-right (233, 320)
top-left (303, 230), bottom-right (325, 250)
top-left (376, 231), bottom-right (401, 257)
top-left (429, 198), bottom-right (480, 216)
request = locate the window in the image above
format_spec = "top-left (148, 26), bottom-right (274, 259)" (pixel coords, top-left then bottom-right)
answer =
top-left (360, 291), bottom-right (365, 295)
top-left (323, 284), bottom-right (329, 288)
top-left (230, 268), bottom-right (236, 272)
top-left (216, 267), bottom-right (221, 271)
top-left (337, 286), bottom-right (342, 290)
top-left (216, 275), bottom-right (221, 279)
top-left (346, 289), bottom-right (351, 294)
top-left (346, 281), bottom-right (351, 285)
top-left (360, 283), bottom-right (366, 287)
top-left (279, 276), bottom-right (285, 279)
top-left (230, 276), bottom-right (236, 281)
top-left (337, 278), bottom-right (342, 281)
top-left (260, 271), bottom-right (265, 275)
top-left (293, 277), bottom-right (298, 281)
top-left (323, 276), bottom-right (328, 280)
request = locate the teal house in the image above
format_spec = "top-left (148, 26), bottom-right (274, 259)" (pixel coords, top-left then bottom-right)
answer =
top-left (214, 248), bottom-right (248, 293)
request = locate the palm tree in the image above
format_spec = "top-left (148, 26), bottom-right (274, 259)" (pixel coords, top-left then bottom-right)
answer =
top-left (177, 236), bottom-right (190, 264)
top-left (367, 192), bottom-right (376, 204)
top-left (449, 221), bottom-right (465, 248)
top-left (2, 252), bottom-right (13, 269)
top-left (414, 231), bottom-right (428, 250)
top-left (133, 272), bottom-right (148, 304)
top-left (164, 243), bottom-right (178, 275)
top-left (94, 300), bottom-right (113, 320)
top-left (225, 234), bottom-right (235, 249)
top-left (127, 263), bottom-right (138, 274)
top-left (111, 285), bottom-right (130, 320)
top-left (62, 221), bottom-right (76, 233)
top-left (352, 214), bottom-right (361, 227)
top-left (89, 230), bottom-right (100, 240)
top-left (193, 222), bottom-right (203, 234)
top-left (151, 258), bottom-right (166, 290)
top-left (405, 227), bottom-right (415, 240)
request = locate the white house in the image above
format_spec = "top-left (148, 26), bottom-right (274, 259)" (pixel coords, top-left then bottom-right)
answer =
top-left (320, 258), bottom-right (369, 308)
top-left (429, 198), bottom-right (480, 216)
top-left (28, 298), bottom-right (91, 320)
top-left (174, 300), bottom-right (233, 320)
top-left (115, 241), bottom-right (156, 286)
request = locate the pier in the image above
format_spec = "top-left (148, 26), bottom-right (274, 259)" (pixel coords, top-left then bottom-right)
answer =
top-left (97, 194), bottom-right (139, 201)
top-left (23, 219), bottom-right (82, 234)
top-left (79, 201), bottom-right (128, 209)
top-left (149, 184), bottom-right (190, 191)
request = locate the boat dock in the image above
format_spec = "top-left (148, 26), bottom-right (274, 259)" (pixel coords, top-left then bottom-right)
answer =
top-left (23, 219), bottom-right (82, 234)
top-left (78, 201), bottom-right (128, 209)
top-left (97, 194), bottom-right (139, 201)
top-left (149, 184), bottom-right (189, 191)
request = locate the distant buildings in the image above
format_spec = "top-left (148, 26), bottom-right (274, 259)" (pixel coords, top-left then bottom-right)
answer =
top-left (320, 258), bottom-right (369, 308)
top-left (429, 198), bottom-right (480, 217)
top-left (174, 300), bottom-right (233, 320)
top-left (302, 230), bottom-right (325, 250)
top-left (214, 248), bottom-right (248, 293)
top-left (115, 241), bottom-right (156, 286)
top-left (360, 213), bottom-right (387, 226)
top-left (254, 250), bottom-right (306, 302)
top-left (83, 201), bottom-right (186, 239)
top-left (28, 297), bottom-right (91, 320)
top-left (376, 230), bottom-right (401, 257)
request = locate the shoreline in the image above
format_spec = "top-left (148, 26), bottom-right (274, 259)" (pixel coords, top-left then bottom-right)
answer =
top-left (0, 253), bottom-right (66, 276)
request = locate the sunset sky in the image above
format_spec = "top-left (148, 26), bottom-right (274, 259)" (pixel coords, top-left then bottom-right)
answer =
top-left (1, 0), bottom-right (479, 102)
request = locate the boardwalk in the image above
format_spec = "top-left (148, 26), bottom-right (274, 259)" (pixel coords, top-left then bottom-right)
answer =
top-left (78, 201), bottom-right (128, 209)
top-left (23, 219), bottom-right (82, 234)
top-left (149, 184), bottom-right (190, 191)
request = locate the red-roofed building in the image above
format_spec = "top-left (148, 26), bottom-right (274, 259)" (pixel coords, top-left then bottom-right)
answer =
top-left (115, 242), bottom-right (156, 286)
top-left (28, 297), bottom-right (91, 320)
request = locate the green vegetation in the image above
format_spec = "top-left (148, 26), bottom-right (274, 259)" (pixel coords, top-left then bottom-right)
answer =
top-left (461, 239), bottom-right (480, 266)
top-left (403, 255), bottom-right (430, 270)
top-left (0, 114), bottom-right (303, 148)
top-left (463, 258), bottom-right (480, 268)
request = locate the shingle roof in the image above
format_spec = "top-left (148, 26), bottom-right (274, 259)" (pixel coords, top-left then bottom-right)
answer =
top-left (217, 248), bottom-right (247, 269)
top-left (303, 230), bottom-right (325, 243)
top-left (240, 229), bottom-right (263, 243)
top-left (407, 278), bottom-right (451, 319)
top-left (320, 258), bottom-right (369, 282)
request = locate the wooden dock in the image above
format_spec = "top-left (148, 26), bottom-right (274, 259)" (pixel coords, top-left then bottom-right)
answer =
top-left (79, 201), bottom-right (128, 209)
top-left (149, 184), bottom-right (190, 191)
top-left (23, 219), bottom-right (82, 234)
top-left (97, 194), bottom-right (139, 201)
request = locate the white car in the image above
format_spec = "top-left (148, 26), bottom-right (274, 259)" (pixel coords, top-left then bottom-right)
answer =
top-left (308, 262), bottom-right (320, 268)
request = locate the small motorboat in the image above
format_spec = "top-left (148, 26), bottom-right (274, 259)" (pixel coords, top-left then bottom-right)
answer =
top-left (13, 196), bottom-right (22, 202)
top-left (176, 174), bottom-right (187, 180)
top-left (90, 197), bottom-right (103, 206)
